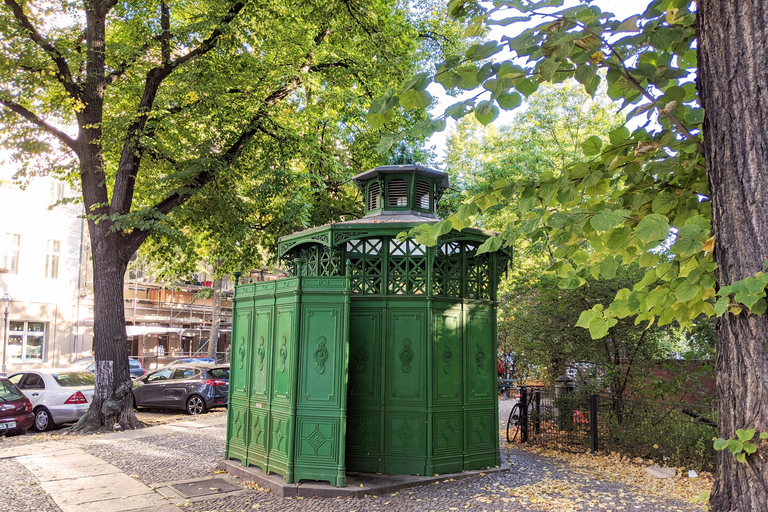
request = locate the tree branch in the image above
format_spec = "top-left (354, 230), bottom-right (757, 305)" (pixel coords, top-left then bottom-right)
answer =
top-left (160, 1), bottom-right (171, 65)
top-left (4, 0), bottom-right (80, 99)
top-left (111, 1), bottom-right (248, 215)
top-left (0, 98), bottom-right (78, 151)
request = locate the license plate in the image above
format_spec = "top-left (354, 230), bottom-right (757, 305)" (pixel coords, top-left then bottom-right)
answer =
top-left (0, 421), bottom-right (16, 429)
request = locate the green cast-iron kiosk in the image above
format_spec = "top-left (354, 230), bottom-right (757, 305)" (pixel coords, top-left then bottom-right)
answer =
top-left (225, 165), bottom-right (511, 486)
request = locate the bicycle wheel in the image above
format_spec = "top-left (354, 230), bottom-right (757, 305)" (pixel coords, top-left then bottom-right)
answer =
top-left (506, 403), bottom-right (522, 443)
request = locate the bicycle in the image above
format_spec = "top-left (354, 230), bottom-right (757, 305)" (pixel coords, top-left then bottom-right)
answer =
top-left (505, 387), bottom-right (542, 443)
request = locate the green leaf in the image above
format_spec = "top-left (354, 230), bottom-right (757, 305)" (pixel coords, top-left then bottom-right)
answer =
top-left (376, 134), bottom-right (397, 154)
top-left (401, 72), bottom-right (431, 93)
top-left (726, 439), bottom-right (744, 455)
top-left (429, 220), bottom-right (453, 241)
top-left (760, 432), bottom-right (768, 439)
top-left (399, 89), bottom-right (432, 110)
top-left (636, 214), bottom-right (671, 244)
top-left (743, 442), bottom-right (757, 455)
top-left (581, 135), bottom-right (603, 156)
top-left (496, 92), bottom-right (522, 110)
top-left (600, 256), bottom-right (618, 279)
top-left (446, 101), bottom-right (468, 119)
top-left (574, 64), bottom-right (596, 86)
top-left (590, 209), bottom-right (625, 231)
top-left (476, 236), bottom-right (503, 255)
top-left (713, 438), bottom-right (728, 451)
top-left (583, 75), bottom-right (601, 97)
top-left (675, 280), bottom-right (701, 302)
top-left (514, 77), bottom-right (538, 97)
top-left (466, 41), bottom-right (504, 61)
top-left (608, 126), bottom-right (630, 146)
top-left (475, 100), bottom-right (500, 125)
top-left (714, 297), bottom-right (729, 316)
top-left (737, 429), bottom-right (756, 442)
top-left (652, 194), bottom-right (679, 214)
top-left (737, 452), bottom-right (747, 464)
top-left (616, 15), bottom-right (641, 32)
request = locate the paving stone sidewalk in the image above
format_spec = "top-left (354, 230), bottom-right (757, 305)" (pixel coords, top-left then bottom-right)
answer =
top-left (0, 403), bottom-right (706, 512)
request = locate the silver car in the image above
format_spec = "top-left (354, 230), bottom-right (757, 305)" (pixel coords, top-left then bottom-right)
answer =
top-left (8, 369), bottom-right (95, 431)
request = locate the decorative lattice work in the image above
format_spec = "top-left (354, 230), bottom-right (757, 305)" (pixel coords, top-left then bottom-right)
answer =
top-left (466, 244), bottom-right (491, 300)
top-left (282, 244), bottom-right (341, 277)
top-left (347, 238), bottom-right (384, 294)
top-left (433, 241), bottom-right (461, 297)
top-left (387, 239), bottom-right (427, 295)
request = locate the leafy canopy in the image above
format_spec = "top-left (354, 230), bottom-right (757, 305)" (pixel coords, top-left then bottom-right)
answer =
top-left (373, 0), bottom-right (768, 338)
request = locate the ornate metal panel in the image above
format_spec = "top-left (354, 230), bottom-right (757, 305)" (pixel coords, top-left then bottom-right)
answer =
top-left (386, 310), bottom-right (425, 402)
top-left (387, 238), bottom-right (427, 295)
top-left (297, 306), bottom-right (343, 407)
top-left (229, 310), bottom-right (252, 403)
top-left (250, 308), bottom-right (272, 400)
top-left (433, 241), bottom-right (462, 297)
top-left (465, 309), bottom-right (494, 402)
top-left (271, 307), bottom-right (295, 404)
top-left (348, 310), bottom-right (381, 403)
top-left (346, 238), bottom-right (384, 294)
top-left (433, 309), bottom-right (462, 404)
top-left (466, 246), bottom-right (491, 300)
top-left (464, 407), bottom-right (497, 468)
top-left (432, 411), bottom-right (463, 455)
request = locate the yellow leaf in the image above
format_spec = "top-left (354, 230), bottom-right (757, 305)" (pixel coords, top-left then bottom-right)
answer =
top-left (703, 236), bottom-right (715, 253)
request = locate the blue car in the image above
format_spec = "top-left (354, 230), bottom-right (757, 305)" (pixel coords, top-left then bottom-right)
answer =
top-left (168, 357), bottom-right (218, 366)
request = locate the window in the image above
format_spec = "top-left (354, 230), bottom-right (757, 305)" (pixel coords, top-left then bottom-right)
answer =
top-left (387, 179), bottom-right (408, 207)
top-left (2, 233), bottom-right (20, 274)
top-left (49, 181), bottom-right (65, 204)
top-left (368, 181), bottom-right (381, 210)
top-left (45, 240), bottom-right (60, 279)
top-left (8, 322), bottom-right (46, 362)
top-left (415, 180), bottom-right (431, 210)
top-left (147, 368), bottom-right (172, 382)
top-left (172, 368), bottom-right (197, 380)
top-left (19, 373), bottom-right (45, 390)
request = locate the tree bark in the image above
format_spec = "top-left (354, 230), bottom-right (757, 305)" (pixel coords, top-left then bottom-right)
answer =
top-left (71, 233), bottom-right (141, 431)
top-left (207, 277), bottom-right (223, 361)
top-left (698, 1), bottom-right (768, 510)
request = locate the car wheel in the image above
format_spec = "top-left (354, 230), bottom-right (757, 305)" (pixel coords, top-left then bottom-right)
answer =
top-left (186, 395), bottom-right (207, 415)
top-left (34, 407), bottom-right (55, 432)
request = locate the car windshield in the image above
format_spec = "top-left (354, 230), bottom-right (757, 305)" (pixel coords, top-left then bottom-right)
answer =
top-left (209, 368), bottom-right (229, 380)
top-left (0, 379), bottom-right (24, 400)
top-left (129, 360), bottom-right (142, 369)
top-left (52, 372), bottom-right (95, 387)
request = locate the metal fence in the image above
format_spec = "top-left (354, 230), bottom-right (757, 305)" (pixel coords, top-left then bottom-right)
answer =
top-left (507, 386), bottom-right (718, 471)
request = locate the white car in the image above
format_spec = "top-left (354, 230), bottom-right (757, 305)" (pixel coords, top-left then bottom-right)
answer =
top-left (7, 369), bottom-right (95, 431)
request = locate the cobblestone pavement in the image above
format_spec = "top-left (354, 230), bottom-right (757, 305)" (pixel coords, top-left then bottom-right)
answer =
top-left (0, 401), bottom-right (707, 512)
top-left (0, 458), bottom-right (62, 512)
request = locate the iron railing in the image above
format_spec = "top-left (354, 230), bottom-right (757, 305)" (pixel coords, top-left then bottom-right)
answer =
top-left (509, 386), bottom-right (717, 471)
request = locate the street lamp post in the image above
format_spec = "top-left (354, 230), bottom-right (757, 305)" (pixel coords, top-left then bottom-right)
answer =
top-left (2, 292), bottom-right (11, 376)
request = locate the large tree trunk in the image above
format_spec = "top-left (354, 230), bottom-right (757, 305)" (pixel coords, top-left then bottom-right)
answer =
top-left (207, 277), bottom-right (223, 361)
top-left (71, 231), bottom-right (141, 432)
top-left (698, 1), bottom-right (768, 510)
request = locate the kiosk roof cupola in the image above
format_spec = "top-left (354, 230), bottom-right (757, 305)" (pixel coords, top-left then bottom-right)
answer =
top-left (350, 164), bottom-right (450, 219)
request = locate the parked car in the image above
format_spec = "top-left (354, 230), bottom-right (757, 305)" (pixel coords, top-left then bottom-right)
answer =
top-left (0, 377), bottom-right (34, 436)
top-left (131, 364), bottom-right (229, 415)
top-left (167, 357), bottom-right (218, 366)
top-left (69, 357), bottom-right (146, 379)
top-left (7, 370), bottom-right (95, 431)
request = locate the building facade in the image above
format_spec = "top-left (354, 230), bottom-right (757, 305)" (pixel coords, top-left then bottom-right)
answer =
top-left (0, 177), bottom-right (92, 372)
